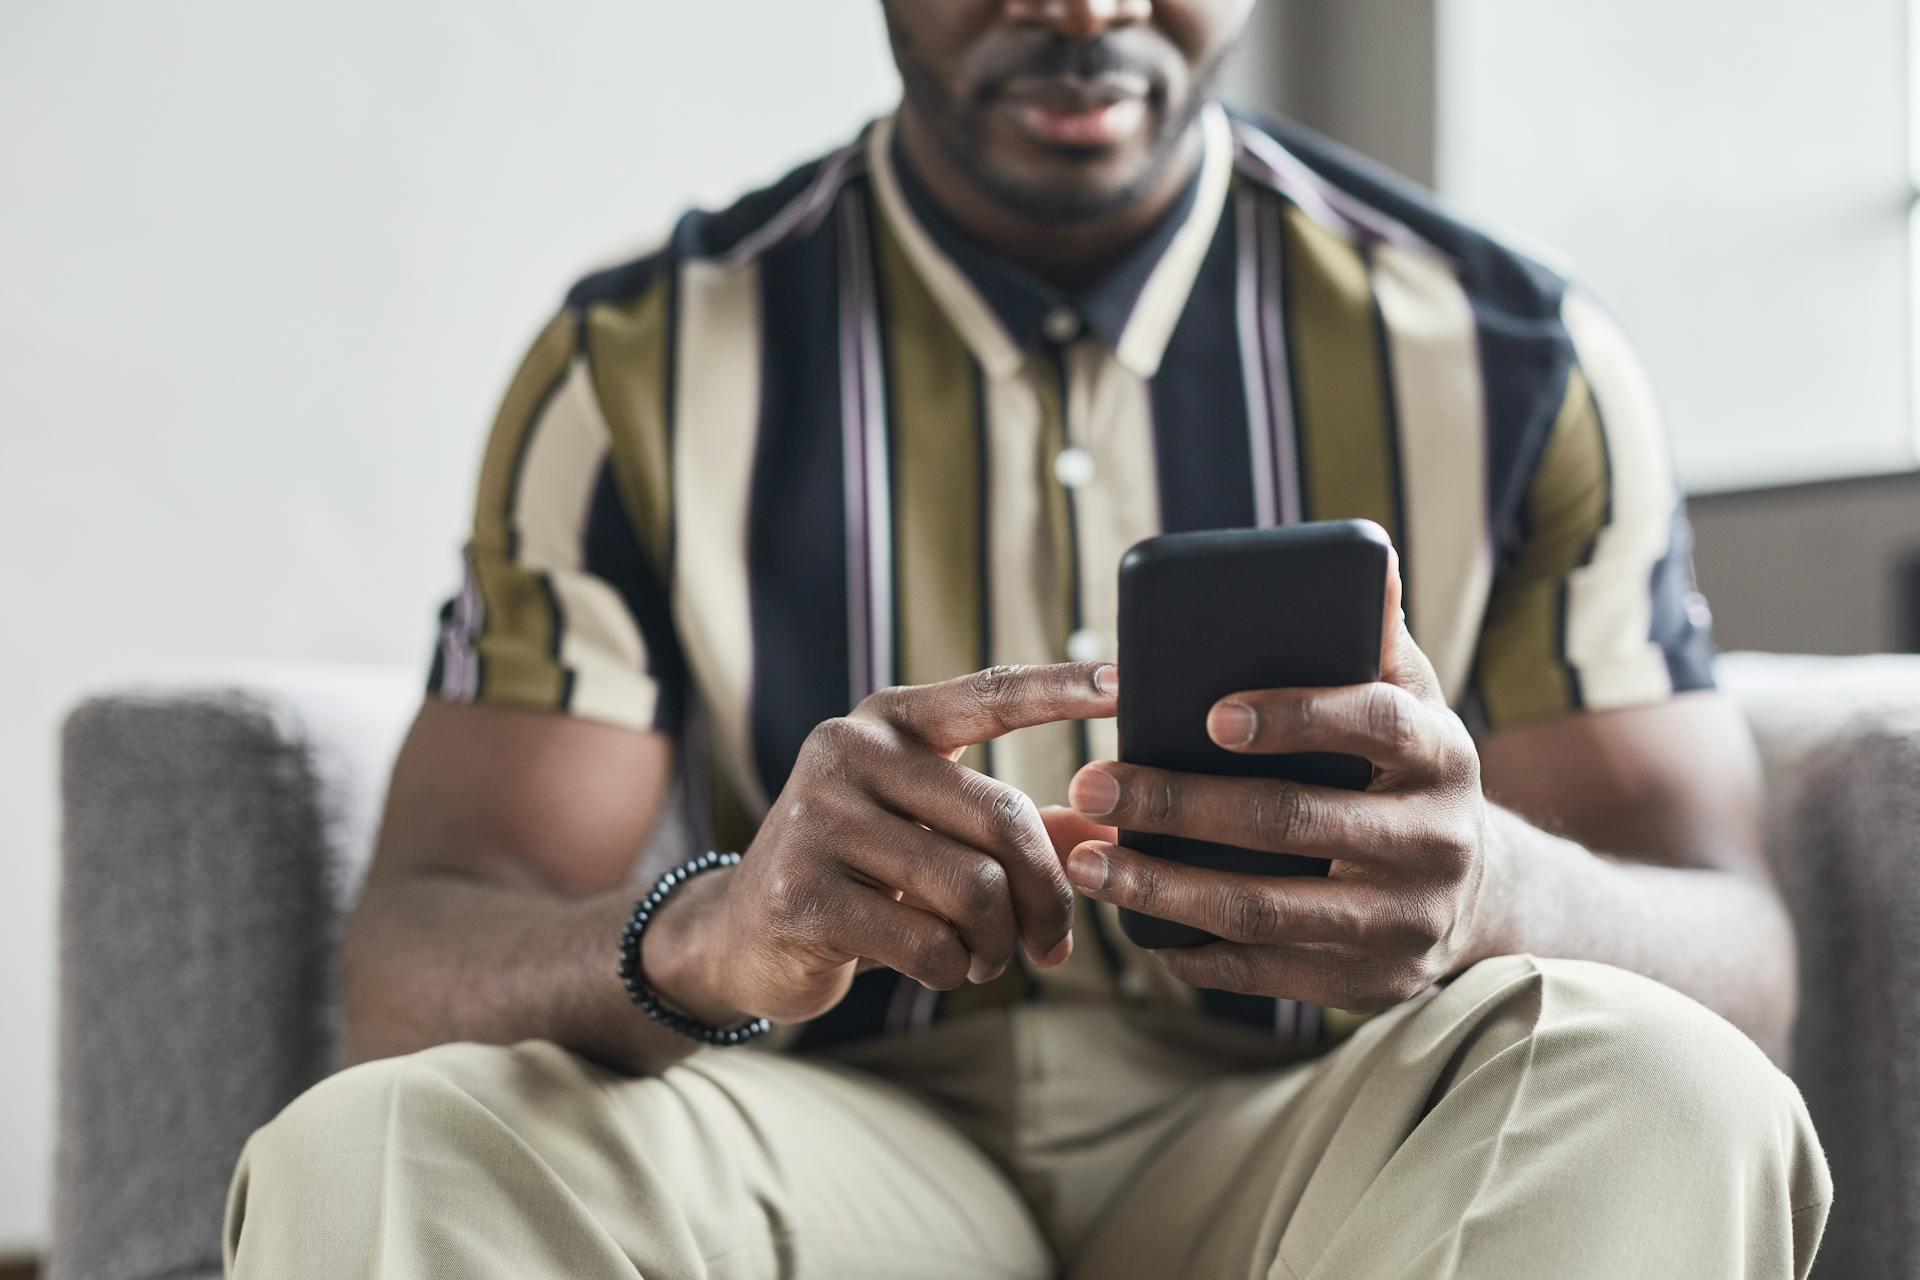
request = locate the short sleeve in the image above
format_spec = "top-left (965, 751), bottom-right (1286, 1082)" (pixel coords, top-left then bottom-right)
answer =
top-left (1472, 289), bottom-right (1715, 731)
top-left (428, 294), bottom-right (686, 735)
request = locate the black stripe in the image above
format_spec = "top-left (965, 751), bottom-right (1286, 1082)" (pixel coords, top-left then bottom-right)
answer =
top-left (1650, 504), bottom-right (1717, 692)
top-left (791, 968), bottom-right (907, 1054)
top-left (1150, 204), bottom-right (1259, 532)
top-left (1145, 207), bottom-right (1284, 1033)
top-left (746, 193), bottom-right (853, 799)
top-left (536, 574), bottom-right (565, 660)
top-left (1199, 987), bottom-right (1280, 1027)
top-left (425, 599), bottom-right (452, 693)
top-left (583, 461), bottom-right (688, 734)
top-left (566, 247), bottom-right (669, 312)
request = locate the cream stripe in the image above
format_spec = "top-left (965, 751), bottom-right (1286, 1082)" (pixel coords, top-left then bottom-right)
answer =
top-left (510, 359), bottom-right (607, 574)
top-left (1561, 291), bottom-right (1676, 709)
top-left (867, 117), bottom-right (1023, 380)
top-left (1067, 345), bottom-right (1160, 770)
top-left (1371, 242), bottom-right (1493, 705)
top-left (552, 574), bottom-right (657, 727)
top-left (1233, 191), bottom-right (1278, 528)
top-left (510, 357), bottom-right (657, 728)
top-left (1114, 104), bottom-right (1235, 378)
top-left (673, 258), bottom-right (770, 812)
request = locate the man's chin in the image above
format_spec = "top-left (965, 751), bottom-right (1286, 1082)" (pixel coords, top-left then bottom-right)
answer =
top-left (968, 151), bottom-right (1164, 226)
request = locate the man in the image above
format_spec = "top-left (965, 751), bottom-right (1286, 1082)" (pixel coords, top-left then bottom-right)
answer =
top-left (224, 2), bottom-right (1830, 1276)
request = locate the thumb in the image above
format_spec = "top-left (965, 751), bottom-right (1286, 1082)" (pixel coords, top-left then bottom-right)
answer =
top-left (1379, 542), bottom-right (1443, 704)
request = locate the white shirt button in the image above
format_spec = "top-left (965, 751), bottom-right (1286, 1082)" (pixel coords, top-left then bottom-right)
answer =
top-left (1066, 627), bottom-right (1105, 663)
top-left (1053, 445), bottom-right (1096, 489)
top-left (1042, 306), bottom-right (1081, 345)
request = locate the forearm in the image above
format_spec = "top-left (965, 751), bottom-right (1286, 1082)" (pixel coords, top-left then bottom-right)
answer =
top-left (1468, 805), bottom-right (1797, 1061)
top-left (340, 866), bottom-right (738, 1076)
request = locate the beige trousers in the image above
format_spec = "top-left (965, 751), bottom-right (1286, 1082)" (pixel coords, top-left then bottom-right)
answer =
top-left (224, 956), bottom-right (1830, 1279)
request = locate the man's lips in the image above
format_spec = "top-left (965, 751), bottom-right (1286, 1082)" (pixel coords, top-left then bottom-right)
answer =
top-left (996, 74), bottom-right (1153, 150)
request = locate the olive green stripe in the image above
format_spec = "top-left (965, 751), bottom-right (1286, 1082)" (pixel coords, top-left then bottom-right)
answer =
top-left (469, 556), bottom-right (566, 709)
top-left (876, 214), bottom-right (990, 774)
top-left (474, 310), bottom-right (577, 559)
top-left (1281, 205), bottom-right (1400, 547)
top-left (1475, 367), bottom-right (1610, 727)
top-left (582, 277), bottom-right (675, 577)
top-left (467, 310), bottom-right (576, 708)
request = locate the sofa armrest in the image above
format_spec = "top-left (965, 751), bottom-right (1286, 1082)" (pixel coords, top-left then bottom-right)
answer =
top-left (1719, 652), bottom-right (1920, 1280)
top-left (52, 665), bottom-right (419, 1280)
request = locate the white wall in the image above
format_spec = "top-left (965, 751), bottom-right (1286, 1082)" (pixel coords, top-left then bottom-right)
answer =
top-left (0, 1), bottom-right (898, 1251)
top-left (1437, 0), bottom-right (1917, 492)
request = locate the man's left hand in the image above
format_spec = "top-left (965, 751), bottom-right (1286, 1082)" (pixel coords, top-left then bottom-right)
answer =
top-left (1055, 556), bottom-right (1500, 1012)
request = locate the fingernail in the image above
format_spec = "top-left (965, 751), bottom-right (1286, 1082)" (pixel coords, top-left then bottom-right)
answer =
top-left (1069, 768), bottom-right (1120, 818)
top-left (1036, 929), bottom-right (1074, 967)
top-left (968, 955), bottom-right (1001, 985)
top-left (1209, 700), bottom-right (1256, 747)
top-left (1066, 844), bottom-right (1110, 891)
top-left (1094, 663), bottom-right (1120, 696)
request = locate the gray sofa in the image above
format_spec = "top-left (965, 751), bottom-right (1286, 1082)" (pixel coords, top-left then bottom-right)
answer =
top-left (52, 654), bottom-right (1920, 1280)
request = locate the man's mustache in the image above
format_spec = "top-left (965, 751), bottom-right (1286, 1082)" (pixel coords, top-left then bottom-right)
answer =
top-left (974, 33), bottom-right (1173, 101)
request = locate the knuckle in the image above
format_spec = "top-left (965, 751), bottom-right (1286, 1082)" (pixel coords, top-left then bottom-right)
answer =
top-left (1123, 855), bottom-right (1164, 910)
top-left (1328, 959), bottom-right (1392, 1013)
top-left (1224, 887), bottom-right (1282, 942)
top-left (908, 930), bottom-right (965, 988)
top-left (1392, 898), bottom-right (1450, 952)
top-left (968, 664), bottom-right (1026, 709)
top-left (1388, 955), bottom-right (1438, 1002)
top-left (762, 867), bottom-right (824, 927)
top-left (1145, 776), bottom-right (1180, 827)
top-left (1206, 945), bottom-right (1259, 994)
top-left (807, 716), bottom-right (872, 764)
top-left (1278, 694), bottom-right (1318, 742)
top-left (1352, 956), bottom-right (1432, 1010)
top-left (854, 683), bottom-right (895, 718)
top-left (1251, 784), bottom-right (1311, 849)
top-left (1430, 817), bottom-right (1479, 872)
top-left (855, 684), bottom-right (914, 731)
top-left (959, 856), bottom-right (1010, 917)
top-left (985, 784), bottom-right (1040, 844)
top-left (1366, 685), bottom-right (1424, 755)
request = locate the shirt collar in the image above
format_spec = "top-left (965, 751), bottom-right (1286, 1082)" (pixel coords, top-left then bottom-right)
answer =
top-left (868, 103), bottom-right (1235, 380)
top-left (888, 131), bottom-right (1201, 355)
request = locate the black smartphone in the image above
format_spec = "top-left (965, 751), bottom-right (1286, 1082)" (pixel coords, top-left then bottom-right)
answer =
top-left (1114, 520), bottom-right (1389, 949)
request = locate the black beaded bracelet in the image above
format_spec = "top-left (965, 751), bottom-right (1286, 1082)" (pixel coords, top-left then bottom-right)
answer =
top-left (617, 850), bottom-right (772, 1046)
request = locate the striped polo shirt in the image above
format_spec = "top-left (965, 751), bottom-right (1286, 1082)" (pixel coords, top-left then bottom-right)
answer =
top-left (429, 102), bottom-right (1715, 1052)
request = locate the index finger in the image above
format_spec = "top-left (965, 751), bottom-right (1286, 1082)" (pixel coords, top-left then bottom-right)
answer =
top-left (859, 661), bottom-right (1119, 755)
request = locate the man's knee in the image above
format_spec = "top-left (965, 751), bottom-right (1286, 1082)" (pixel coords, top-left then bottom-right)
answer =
top-left (1520, 958), bottom-right (1822, 1172)
top-left (228, 1043), bottom-right (570, 1252)
top-left (243, 1043), bottom-right (505, 1174)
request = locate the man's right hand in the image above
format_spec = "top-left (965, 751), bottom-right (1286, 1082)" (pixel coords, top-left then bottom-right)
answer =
top-left (642, 661), bottom-right (1120, 1026)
